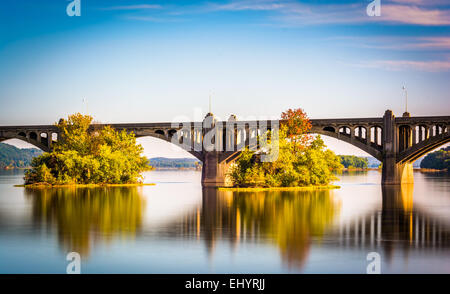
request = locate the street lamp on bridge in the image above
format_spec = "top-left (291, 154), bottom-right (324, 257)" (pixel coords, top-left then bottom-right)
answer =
top-left (402, 86), bottom-right (410, 117)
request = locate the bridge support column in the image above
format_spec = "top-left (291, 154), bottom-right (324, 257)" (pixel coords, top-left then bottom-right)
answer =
top-left (201, 152), bottom-right (233, 188)
top-left (381, 110), bottom-right (414, 185)
top-left (382, 159), bottom-right (414, 185)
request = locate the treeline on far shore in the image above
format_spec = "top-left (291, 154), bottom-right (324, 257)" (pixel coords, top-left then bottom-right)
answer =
top-left (339, 155), bottom-right (371, 170)
top-left (338, 146), bottom-right (450, 172)
top-left (148, 157), bottom-right (202, 170)
top-left (420, 146), bottom-right (449, 171)
top-left (0, 143), bottom-right (43, 169)
top-left (1, 142), bottom-right (448, 172)
top-left (0, 141), bottom-right (202, 171)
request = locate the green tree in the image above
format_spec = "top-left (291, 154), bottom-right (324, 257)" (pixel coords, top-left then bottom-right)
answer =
top-left (339, 155), bottom-right (369, 169)
top-left (0, 143), bottom-right (42, 169)
top-left (420, 146), bottom-right (450, 170)
top-left (24, 113), bottom-right (150, 185)
top-left (228, 109), bottom-right (343, 187)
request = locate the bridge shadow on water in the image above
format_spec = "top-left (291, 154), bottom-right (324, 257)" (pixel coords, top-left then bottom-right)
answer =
top-left (23, 182), bottom-right (450, 270)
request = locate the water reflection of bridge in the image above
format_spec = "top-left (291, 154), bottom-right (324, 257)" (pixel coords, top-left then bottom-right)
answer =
top-left (337, 186), bottom-right (450, 254)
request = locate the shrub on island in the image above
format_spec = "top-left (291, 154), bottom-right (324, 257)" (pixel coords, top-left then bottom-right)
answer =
top-left (228, 108), bottom-right (343, 188)
top-left (24, 113), bottom-right (151, 185)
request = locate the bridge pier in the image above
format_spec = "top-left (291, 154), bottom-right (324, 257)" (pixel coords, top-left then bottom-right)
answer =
top-left (201, 152), bottom-right (233, 187)
top-left (381, 110), bottom-right (414, 185)
top-left (382, 159), bottom-right (414, 185)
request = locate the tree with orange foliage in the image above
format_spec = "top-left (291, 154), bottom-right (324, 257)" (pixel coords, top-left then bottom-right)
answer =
top-left (229, 108), bottom-right (343, 187)
top-left (281, 108), bottom-right (312, 150)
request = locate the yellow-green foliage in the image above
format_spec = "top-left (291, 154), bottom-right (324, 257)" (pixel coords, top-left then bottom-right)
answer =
top-left (24, 186), bottom-right (146, 256)
top-left (24, 113), bottom-right (150, 185)
top-left (228, 126), bottom-right (343, 188)
top-left (215, 189), bottom-right (340, 267)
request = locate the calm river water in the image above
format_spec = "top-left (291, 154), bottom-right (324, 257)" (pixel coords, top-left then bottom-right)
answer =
top-left (0, 169), bottom-right (449, 273)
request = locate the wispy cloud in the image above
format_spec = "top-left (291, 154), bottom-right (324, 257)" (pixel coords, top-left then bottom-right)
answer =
top-left (334, 36), bottom-right (450, 50)
top-left (205, 0), bottom-right (450, 26)
top-left (205, 1), bottom-right (368, 25)
top-left (379, 4), bottom-right (450, 25)
top-left (105, 1), bottom-right (450, 27)
top-left (207, 0), bottom-right (286, 12)
top-left (388, 0), bottom-right (449, 6)
top-left (124, 15), bottom-right (183, 23)
top-left (274, 3), bottom-right (367, 26)
top-left (101, 4), bottom-right (162, 11)
top-left (413, 37), bottom-right (450, 49)
top-left (355, 59), bottom-right (450, 72)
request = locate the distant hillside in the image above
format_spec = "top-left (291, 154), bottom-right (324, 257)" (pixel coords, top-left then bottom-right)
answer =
top-left (339, 155), bottom-right (368, 169)
top-left (366, 157), bottom-right (381, 168)
top-left (420, 146), bottom-right (449, 170)
top-left (0, 143), bottom-right (43, 169)
top-left (345, 155), bottom-right (424, 169)
top-left (338, 155), bottom-right (380, 168)
top-left (149, 157), bottom-right (201, 169)
top-left (344, 156), bottom-right (422, 168)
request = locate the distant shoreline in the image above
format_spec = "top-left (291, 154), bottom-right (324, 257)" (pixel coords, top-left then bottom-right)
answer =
top-left (1, 167), bottom-right (30, 170)
top-left (14, 183), bottom-right (156, 188)
top-left (342, 168), bottom-right (380, 171)
top-left (218, 185), bottom-right (340, 192)
top-left (415, 168), bottom-right (448, 173)
top-left (152, 167), bottom-right (201, 171)
top-left (341, 168), bottom-right (448, 173)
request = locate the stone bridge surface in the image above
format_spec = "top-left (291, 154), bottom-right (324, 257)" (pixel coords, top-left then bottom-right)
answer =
top-left (1, 110), bottom-right (449, 187)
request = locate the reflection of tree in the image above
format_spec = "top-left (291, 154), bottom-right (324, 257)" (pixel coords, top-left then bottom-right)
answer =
top-left (25, 187), bottom-right (146, 257)
top-left (202, 188), bottom-right (340, 269)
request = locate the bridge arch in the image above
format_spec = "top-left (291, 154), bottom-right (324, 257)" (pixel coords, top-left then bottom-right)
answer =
top-left (155, 130), bottom-right (165, 137)
top-left (398, 131), bottom-right (450, 164)
top-left (0, 127), bottom-right (59, 152)
top-left (338, 126), bottom-right (351, 137)
top-left (353, 126), bottom-right (368, 141)
top-left (134, 132), bottom-right (204, 162)
top-left (323, 126), bottom-right (335, 133)
top-left (29, 132), bottom-right (38, 141)
top-left (0, 136), bottom-right (49, 152)
top-left (368, 125), bottom-right (383, 147)
top-left (310, 126), bottom-right (383, 161)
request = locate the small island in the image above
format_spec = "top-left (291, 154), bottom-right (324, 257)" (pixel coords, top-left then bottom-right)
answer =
top-left (23, 113), bottom-right (152, 187)
top-left (223, 108), bottom-right (343, 190)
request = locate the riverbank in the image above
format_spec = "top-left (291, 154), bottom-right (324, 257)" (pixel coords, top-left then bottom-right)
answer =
top-left (218, 185), bottom-right (340, 192)
top-left (14, 183), bottom-right (156, 188)
top-left (415, 168), bottom-right (448, 173)
top-left (153, 167), bottom-right (201, 171)
top-left (342, 168), bottom-right (380, 171)
top-left (2, 167), bottom-right (30, 170)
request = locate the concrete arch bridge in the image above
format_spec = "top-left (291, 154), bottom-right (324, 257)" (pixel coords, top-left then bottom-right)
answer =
top-left (1, 110), bottom-right (448, 187)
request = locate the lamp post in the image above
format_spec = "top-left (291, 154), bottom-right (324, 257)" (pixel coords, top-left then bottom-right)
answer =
top-left (402, 86), bottom-right (410, 117)
top-left (82, 98), bottom-right (88, 115)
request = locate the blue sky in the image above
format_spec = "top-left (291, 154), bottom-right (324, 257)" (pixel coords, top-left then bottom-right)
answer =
top-left (0, 0), bottom-right (449, 156)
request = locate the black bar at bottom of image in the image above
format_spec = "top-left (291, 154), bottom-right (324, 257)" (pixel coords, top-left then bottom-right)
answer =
top-left (0, 274), bottom-right (448, 292)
